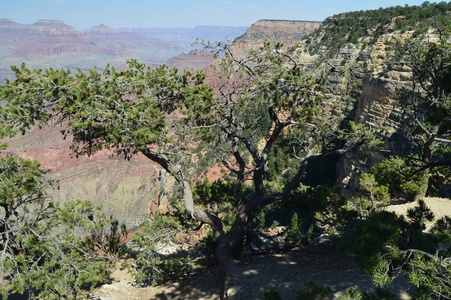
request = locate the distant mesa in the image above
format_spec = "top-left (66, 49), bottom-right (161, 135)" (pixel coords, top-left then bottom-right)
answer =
top-left (232, 19), bottom-right (321, 53)
top-left (86, 24), bottom-right (116, 33)
top-left (0, 18), bottom-right (248, 85)
top-left (0, 18), bottom-right (14, 24)
top-left (33, 19), bottom-right (68, 26)
top-left (0, 18), bottom-right (24, 28)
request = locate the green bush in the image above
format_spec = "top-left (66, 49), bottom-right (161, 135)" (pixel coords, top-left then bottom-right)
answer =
top-left (365, 155), bottom-right (427, 201)
top-left (337, 200), bottom-right (451, 297)
top-left (128, 214), bottom-right (195, 285)
top-left (307, 2), bottom-right (451, 57)
top-left (0, 155), bottom-right (117, 299)
top-left (264, 289), bottom-right (282, 300)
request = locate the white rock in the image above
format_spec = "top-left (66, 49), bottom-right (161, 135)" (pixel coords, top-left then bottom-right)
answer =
top-left (226, 285), bottom-right (242, 298)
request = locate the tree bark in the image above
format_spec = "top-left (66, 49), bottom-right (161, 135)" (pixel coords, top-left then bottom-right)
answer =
top-left (413, 129), bottom-right (436, 202)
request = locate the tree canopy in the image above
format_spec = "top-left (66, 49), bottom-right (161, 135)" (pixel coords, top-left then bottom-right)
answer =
top-left (0, 39), bottom-right (378, 298)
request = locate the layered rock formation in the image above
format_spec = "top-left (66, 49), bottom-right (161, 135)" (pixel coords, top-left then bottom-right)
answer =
top-left (0, 19), bottom-right (182, 84)
top-left (4, 123), bottom-right (167, 227)
top-left (232, 19), bottom-right (321, 53)
top-left (0, 19), bottom-right (247, 84)
top-left (296, 24), bottom-right (423, 194)
top-left (165, 50), bottom-right (216, 71)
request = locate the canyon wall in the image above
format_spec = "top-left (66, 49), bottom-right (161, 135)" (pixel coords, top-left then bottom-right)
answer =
top-left (0, 19), bottom-right (245, 227)
top-left (0, 19), bottom-right (247, 84)
top-left (232, 19), bottom-right (321, 53)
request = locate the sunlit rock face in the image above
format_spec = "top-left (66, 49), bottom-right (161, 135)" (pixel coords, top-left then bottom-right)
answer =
top-left (232, 19), bottom-right (322, 54)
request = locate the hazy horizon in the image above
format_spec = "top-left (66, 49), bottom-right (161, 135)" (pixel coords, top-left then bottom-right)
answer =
top-left (3, 0), bottom-right (429, 31)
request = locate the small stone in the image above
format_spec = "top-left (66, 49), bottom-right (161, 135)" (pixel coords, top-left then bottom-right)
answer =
top-left (277, 282), bottom-right (295, 289)
top-left (227, 286), bottom-right (242, 298)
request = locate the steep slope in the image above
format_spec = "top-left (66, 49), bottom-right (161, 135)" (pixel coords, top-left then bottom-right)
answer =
top-left (296, 3), bottom-right (451, 194)
top-left (4, 123), bottom-right (169, 227)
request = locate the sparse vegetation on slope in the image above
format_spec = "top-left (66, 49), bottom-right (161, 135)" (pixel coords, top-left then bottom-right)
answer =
top-left (307, 1), bottom-right (451, 56)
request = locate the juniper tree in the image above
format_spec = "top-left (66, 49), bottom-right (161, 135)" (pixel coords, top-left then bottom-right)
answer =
top-left (0, 42), bottom-right (376, 298)
top-left (0, 153), bottom-right (117, 299)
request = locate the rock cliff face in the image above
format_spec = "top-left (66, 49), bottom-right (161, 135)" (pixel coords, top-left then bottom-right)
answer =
top-left (296, 26), bottom-right (422, 194)
top-left (165, 50), bottom-right (216, 71)
top-left (232, 20), bottom-right (321, 53)
top-left (4, 123), bottom-right (168, 227)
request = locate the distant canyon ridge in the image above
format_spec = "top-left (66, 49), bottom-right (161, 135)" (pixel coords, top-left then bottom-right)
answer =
top-left (2, 18), bottom-right (321, 226)
top-left (0, 19), bottom-right (322, 84)
top-left (0, 18), bottom-right (249, 84)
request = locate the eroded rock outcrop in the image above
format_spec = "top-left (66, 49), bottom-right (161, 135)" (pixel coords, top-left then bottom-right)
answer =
top-left (232, 19), bottom-right (322, 54)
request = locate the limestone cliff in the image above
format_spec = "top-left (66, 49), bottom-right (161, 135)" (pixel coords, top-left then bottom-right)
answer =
top-left (232, 19), bottom-right (321, 54)
top-left (291, 19), bottom-right (441, 195)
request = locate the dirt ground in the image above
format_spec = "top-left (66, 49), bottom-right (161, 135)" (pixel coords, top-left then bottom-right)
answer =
top-left (90, 242), bottom-right (379, 300)
top-left (89, 197), bottom-right (451, 300)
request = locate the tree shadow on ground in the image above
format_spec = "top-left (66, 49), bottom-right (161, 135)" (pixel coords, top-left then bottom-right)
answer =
top-left (149, 241), bottom-right (413, 300)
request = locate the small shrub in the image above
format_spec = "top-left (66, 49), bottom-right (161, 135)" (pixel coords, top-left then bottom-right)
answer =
top-left (264, 289), bottom-right (282, 300)
top-left (295, 281), bottom-right (331, 300)
top-left (128, 214), bottom-right (196, 285)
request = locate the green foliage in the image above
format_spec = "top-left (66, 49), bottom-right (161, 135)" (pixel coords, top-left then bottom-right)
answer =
top-left (265, 137), bottom-right (300, 191)
top-left (0, 60), bottom-right (214, 160)
top-left (308, 1), bottom-right (451, 57)
top-left (128, 214), bottom-right (195, 285)
top-left (83, 215), bottom-right (129, 258)
top-left (0, 155), bottom-right (116, 299)
top-left (359, 173), bottom-right (390, 204)
top-left (390, 28), bottom-right (451, 198)
top-left (264, 289), bottom-right (282, 300)
top-left (290, 185), bottom-right (345, 229)
top-left (295, 281), bottom-right (331, 300)
top-left (337, 287), bottom-right (395, 300)
top-left (365, 155), bottom-right (427, 200)
top-left (0, 39), bottom-right (390, 298)
top-left (337, 200), bottom-right (451, 297)
top-left (408, 252), bottom-right (451, 299)
top-left (293, 284), bottom-right (395, 300)
top-left (194, 180), bottom-right (239, 209)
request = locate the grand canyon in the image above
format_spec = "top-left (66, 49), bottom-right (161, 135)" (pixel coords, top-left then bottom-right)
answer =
top-left (1, 2), bottom-right (450, 299)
